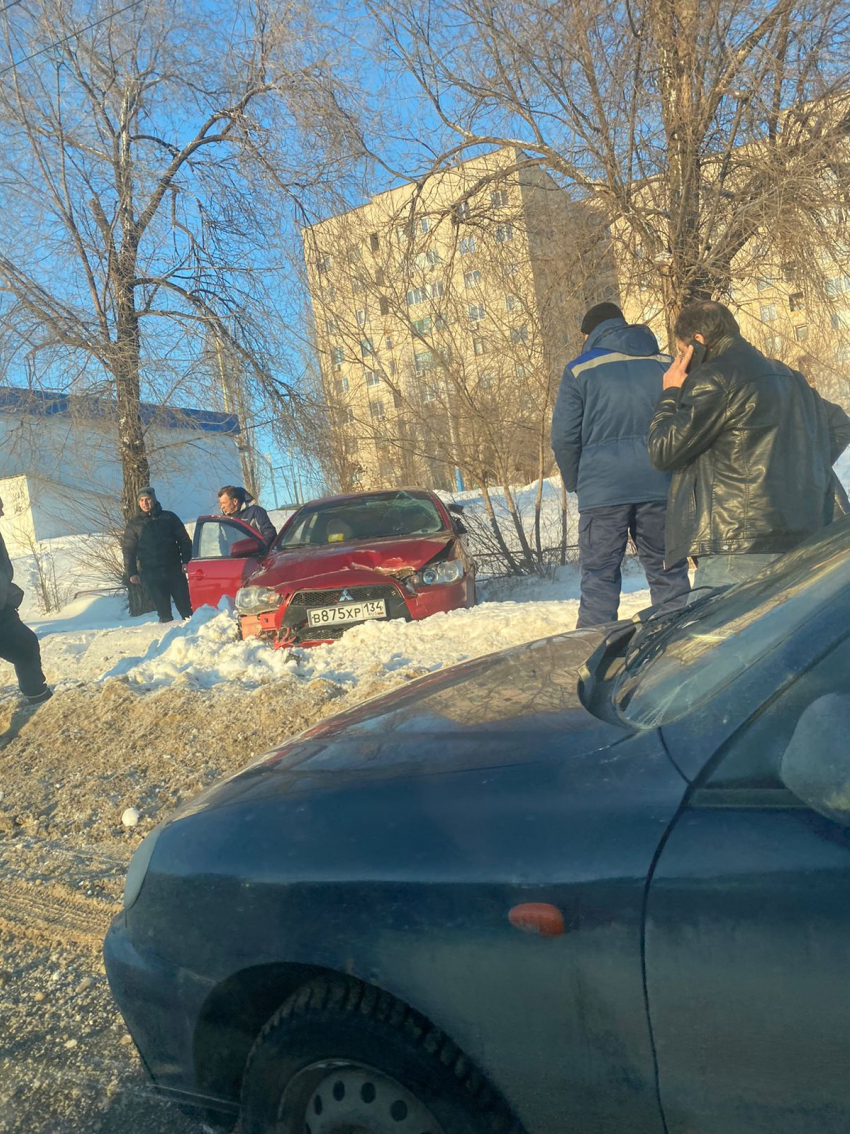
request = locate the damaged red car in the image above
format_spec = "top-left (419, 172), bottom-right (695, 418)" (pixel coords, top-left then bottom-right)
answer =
top-left (187, 488), bottom-right (476, 647)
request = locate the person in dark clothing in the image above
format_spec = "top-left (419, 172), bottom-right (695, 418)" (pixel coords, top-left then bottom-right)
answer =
top-left (648, 300), bottom-right (850, 592)
top-left (217, 486), bottom-right (276, 547)
top-left (551, 301), bottom-right (691, 627)
top-left (122, 487), bottom-right (193, 622)
top-left (0, 497), bottom-right (51, 704)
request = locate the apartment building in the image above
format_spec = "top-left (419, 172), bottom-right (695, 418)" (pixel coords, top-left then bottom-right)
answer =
top-left (302, 148), bottom-right (613, 492)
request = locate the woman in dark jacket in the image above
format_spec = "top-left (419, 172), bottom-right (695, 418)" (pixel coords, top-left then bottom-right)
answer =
top-left (217, 486), bottom-right (276, 547)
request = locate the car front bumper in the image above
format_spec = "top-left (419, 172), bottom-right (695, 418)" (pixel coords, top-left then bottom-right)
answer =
top-left (103, 913), bottom-right (238, 1120)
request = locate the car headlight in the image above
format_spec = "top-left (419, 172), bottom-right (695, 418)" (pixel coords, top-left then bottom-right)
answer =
top-left (412, 559), bottom-right (465, 587)
top-left (123, 826), bottom-right (163, 910)
top-left (236, 585), bottom-right (282, 613)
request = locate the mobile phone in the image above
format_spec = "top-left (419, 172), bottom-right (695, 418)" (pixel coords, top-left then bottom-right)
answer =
top-left (686, 339), bottom-right (708, 373)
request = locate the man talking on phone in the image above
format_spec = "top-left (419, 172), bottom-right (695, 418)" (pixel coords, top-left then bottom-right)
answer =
top-left (649, 300), bottom-right (850, 591)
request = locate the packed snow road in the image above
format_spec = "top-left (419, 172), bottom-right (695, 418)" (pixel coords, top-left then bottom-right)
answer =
top-left (0, 573), bottom-right (651, 1133)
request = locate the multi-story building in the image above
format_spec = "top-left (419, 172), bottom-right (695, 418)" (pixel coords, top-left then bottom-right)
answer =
top-left (302, 148), bottom-right (613, 492)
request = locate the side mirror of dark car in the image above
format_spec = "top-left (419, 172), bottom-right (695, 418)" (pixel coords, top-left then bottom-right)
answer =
top-left (780, 694), bottom-right (850, 826)
top-left (453, 518), bottom-right (468, 535)
top-left (230, 537), bottom-right (264, 559)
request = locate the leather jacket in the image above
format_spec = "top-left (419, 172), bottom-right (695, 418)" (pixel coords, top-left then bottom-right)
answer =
top-left (648, 334), bottom-right (850, 565)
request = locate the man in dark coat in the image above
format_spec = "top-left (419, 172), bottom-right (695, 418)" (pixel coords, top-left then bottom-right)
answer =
top-left (551, 301), bottom-right (691, 627)
top-left (0, 496), bottom-right (51, 704)
top-left (648, 300), bottom-right (850, 591)
top-left (122, 487), bottom-right (193, 622)
top-left (217, 486), bottom-right (276, 547)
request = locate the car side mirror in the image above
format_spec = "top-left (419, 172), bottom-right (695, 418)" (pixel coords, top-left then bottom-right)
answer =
top-left (453, 518), bottom-right (468, 535)
top-left (780, 694), bottom-right (850, 826)
top-left (448, 503), bottom-right (465, 515)
top-left (230, 537), bottom-right (264, 559)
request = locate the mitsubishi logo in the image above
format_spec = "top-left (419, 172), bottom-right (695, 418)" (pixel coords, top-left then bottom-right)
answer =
top-left (339, 588), bottom-right (354, 602)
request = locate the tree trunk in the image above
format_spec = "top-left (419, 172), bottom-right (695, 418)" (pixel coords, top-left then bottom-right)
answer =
top-left (113, 267), bottom-right (151, 523)
top-left (502, 482), bottom-right (535, 571)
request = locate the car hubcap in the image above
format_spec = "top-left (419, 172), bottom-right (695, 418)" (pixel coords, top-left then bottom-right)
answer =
top-left (278, 1061), bottom-right (445, 1134)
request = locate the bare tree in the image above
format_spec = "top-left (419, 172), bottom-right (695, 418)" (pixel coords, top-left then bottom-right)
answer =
top-left (366, 0), bottom-right (850, 346)
top-left (0, 0), bottom-right (364, 520)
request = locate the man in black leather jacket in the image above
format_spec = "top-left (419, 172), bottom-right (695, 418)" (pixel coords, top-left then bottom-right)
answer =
top-left (649, 301), bottom-right (850, 591)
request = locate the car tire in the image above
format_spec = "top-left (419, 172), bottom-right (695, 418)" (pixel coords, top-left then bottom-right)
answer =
top-left (240, 975), bottom-right (522, 1134)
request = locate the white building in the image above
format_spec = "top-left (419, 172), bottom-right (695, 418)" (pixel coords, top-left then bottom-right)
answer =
top-left (0, 388), bottom-right (242, 555)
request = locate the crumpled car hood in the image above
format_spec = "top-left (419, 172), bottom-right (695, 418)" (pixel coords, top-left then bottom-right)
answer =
top-left (248, 535), bottom-right (454, 590)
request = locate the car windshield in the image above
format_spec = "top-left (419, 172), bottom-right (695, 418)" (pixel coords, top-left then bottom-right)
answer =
top-left (614, 519), bottom-right (850, 730)
top-left (276, 491), bottom-right (446, 548)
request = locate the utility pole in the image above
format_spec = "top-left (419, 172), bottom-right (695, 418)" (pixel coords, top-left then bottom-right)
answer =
top-left (263, 453), bottom-right (281, 509)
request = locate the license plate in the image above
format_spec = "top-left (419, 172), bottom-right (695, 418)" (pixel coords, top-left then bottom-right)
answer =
top-left (307, 599), bottom-right (387, 627)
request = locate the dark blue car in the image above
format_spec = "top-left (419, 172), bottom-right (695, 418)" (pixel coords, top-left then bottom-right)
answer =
top-left (104, 519), bottom-right (850, 1134)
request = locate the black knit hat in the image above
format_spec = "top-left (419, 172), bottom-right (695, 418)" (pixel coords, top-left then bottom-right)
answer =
top-left (581, 302), bottom-right (624, 336)
top-left (138, 486), bottom-right (156, 501)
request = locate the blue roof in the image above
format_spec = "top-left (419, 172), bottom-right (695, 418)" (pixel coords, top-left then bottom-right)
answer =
top-left (0, 387), bottom-right (240, 435)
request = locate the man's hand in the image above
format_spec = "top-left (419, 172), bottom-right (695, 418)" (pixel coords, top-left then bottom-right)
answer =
top-left (663, 344), bottom-right (693, 390)
top-left (129, 574), bottom-right (141, 585)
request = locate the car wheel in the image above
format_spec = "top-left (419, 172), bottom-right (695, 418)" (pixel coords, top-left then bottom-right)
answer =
top-left (240, 975), bottom-right (521, 1134)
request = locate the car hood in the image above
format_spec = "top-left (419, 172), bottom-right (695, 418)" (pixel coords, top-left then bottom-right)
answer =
top-left (170, 627), bottom-right (625, 820)
top-left (248, 535), bottom-right (454, 590)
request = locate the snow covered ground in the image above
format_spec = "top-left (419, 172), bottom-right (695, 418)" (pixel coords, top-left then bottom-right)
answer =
top-left (23, 564), bottom-right (652, 698)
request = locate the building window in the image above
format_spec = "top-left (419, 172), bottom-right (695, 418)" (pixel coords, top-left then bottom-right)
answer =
top-left (369, 232), bottom-right (380, 252)
top-left (347, 247), bottom-right (362, 264)
top-left (414, 249), bottom-right (441, 269)
top-left (479, 370), bottom-right (493, 388)
top-left (826, 277), bottom-right (844, 296)
top-left (831, 312), bottom-right (850, 329)
top-left (414, 350), bottom-right (433, 372)
top-left (490, 189), bottom-right (509, 207)
top-left (412, 316), bottom-right (432, 335)
top-left (455, 201), bottom-right (470, 220)
top-left (420, 217), bottom-right (431, 233)
top-left (335, 376), bottom-right (349, 394)
top-left (473, 337), bottom-right (489, 357)
top-left (836, 343), bottom-right (850, 363)
top-left (760, 304), bottom-right (777, 323)
top-left (756, 277), bottom-right (772, 292)
top-left (516, 363), bottom-right (527, 378)
top-left (789, 292), bottom-right (806, 313)
top-left (468, 303), bottom-right (486, 322)
top-left (351, 277), bottom-right (365, 295)
top-left (325, 285), bottom-right (336, 303)
top-left (505, 262), bottom-right (519, 276)
top-left (460, 236), bottom-right (476, 255)
top-left (510, 324), bottom-right (528, 343)
top-left (374, 268), bottom-right (385, 286)
top-left (379, 296), bottom-right (390, 316)
top-left (325, 317), bottom-right (338, 335)
top-left (421, 385), bottom-right (437, 403)
top-left (385, 335), bottom-right (393, 350)
top-left (389, 359), bottom-right (397, 375)
top-left (429, 280), bottom-right (444, 299)
top-left (464, 270), bottom-right (481, 288)
top-left (317, 254), bottom-right (331, 273)
top-left (370, 400), bottom-right (385, 419)
top-left (365, 369), bottom-right (381, 387)
top-left (331, 346), bottom-right (344, 366)
top-left (361, 338), bottom-right (374, 356)
top-left (504, 293), bottom-right (517, 313)
top-left (795, 324), bottom-right (809, 342)
top-left (355, 309), bottom-right (367, 327)
top-left (494, 224), bottom-right (514, 243)
top-left (764, 333), bottom-right (781, 355)
top-left (344, 407), bottom-right (355, 424)
top-left (395, 222), bottom-right (413, 243)
top-left (407, 286), bottom-right (427, 306)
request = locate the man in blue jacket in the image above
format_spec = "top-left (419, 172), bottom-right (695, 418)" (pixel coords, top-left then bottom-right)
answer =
top-left (552, 302), bottom-right (690, 627)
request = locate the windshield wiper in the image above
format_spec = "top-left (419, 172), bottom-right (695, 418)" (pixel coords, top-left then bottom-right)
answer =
top-left (622, 588), bottom-right (721, 671)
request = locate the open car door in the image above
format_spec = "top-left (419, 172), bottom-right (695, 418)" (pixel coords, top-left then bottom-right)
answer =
top-left (187, 516), bottom-right (267, 610)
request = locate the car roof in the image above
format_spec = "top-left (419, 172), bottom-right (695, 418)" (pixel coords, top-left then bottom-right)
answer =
top-left (294, 487), bottom-right (442, 509)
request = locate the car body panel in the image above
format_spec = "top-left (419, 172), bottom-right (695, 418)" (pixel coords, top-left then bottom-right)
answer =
top-left (105, 630), bottom-right (688, 1134)
top-left (187, 516), bottom-right (267, 611)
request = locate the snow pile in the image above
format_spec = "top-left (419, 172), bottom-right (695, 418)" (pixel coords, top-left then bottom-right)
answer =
top-left (95, 586), bottom-right (653, 693)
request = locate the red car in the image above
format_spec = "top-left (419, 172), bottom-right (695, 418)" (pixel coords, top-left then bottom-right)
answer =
top-left (187, 488), bottom-right (476, 647)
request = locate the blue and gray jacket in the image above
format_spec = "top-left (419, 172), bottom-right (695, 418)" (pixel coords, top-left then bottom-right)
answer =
top-left (551, 318), bottom-right (673, 511)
